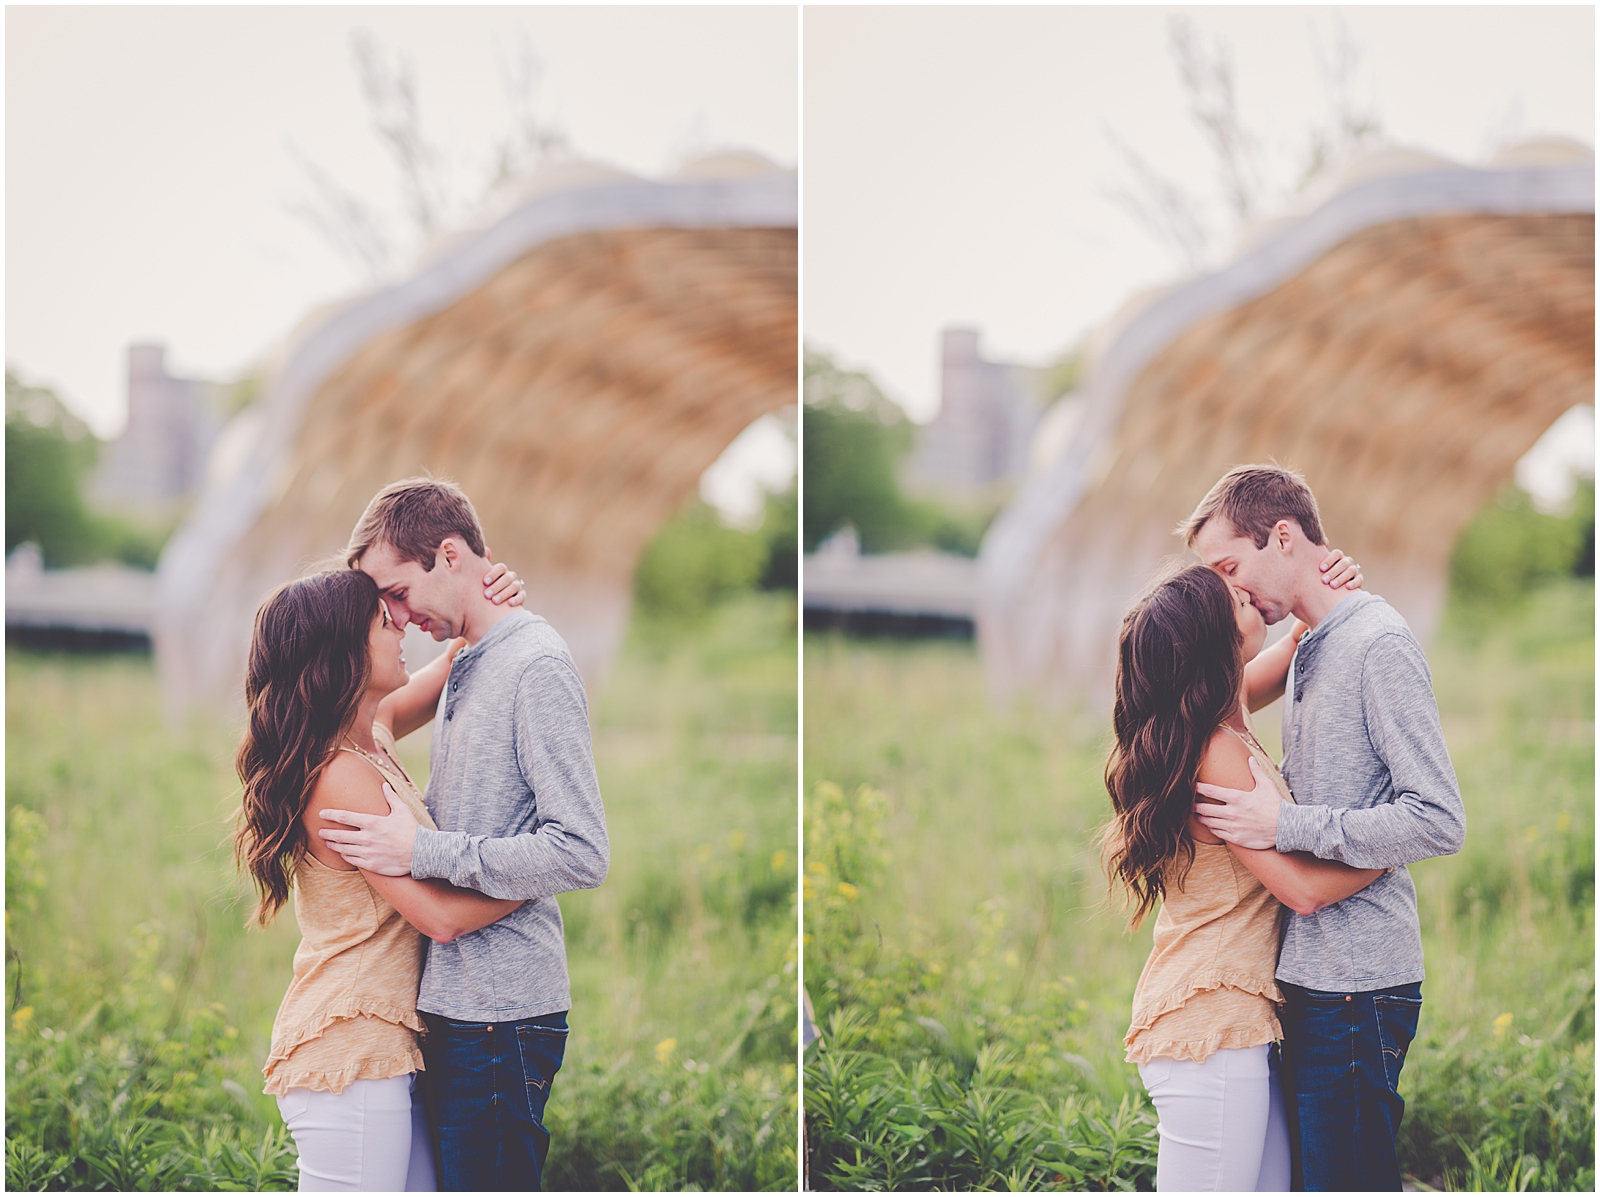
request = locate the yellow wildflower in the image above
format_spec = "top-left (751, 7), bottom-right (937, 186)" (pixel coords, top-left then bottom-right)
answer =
top-left (836, 882), bottom-right (859, 901)
top-left (655, 1038), bottom-right (677, 1063)
top-left (12, 1006), bottom-right (33, 1032)
top-left (771, 849), bottom-right (788, 871)
top-left (1493, 1012), bottom-right (1513, 1036)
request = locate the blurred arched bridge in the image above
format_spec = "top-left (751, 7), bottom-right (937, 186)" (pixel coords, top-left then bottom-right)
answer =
top-left (158, 154), bottom-right (796, 713)
top-left (979, 140), bottom-right (1594, 704)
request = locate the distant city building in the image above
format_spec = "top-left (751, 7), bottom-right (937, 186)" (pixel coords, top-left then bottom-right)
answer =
top-left (906, 328), bottom-right (1043, 494)
top-left (92, 344), bottom-right (226, 508)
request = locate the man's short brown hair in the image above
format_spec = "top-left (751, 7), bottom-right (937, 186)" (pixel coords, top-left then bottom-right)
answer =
top-left (346, 477), bottom-right (487, 570)
top-left (1179, 463), bottom-right (1327, 549)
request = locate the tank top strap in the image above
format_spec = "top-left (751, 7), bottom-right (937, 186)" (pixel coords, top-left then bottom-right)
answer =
top-left (1220, 723), bottom-right (1257, 751)
top-left (1220, 724), bottom-right (1295, 805)
top-left (334, 742), bottom-right (437, 830)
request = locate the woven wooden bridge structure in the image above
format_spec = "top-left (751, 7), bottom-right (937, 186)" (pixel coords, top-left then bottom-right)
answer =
top-left (978, 141), bottom-right (1595, 704)
top-left (157, 155), bottom-right (796, 712)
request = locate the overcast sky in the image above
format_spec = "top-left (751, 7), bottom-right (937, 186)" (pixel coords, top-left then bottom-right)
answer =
top-left (805, 5), bottom-right (1595, 423)
top-left (6, 5), bottom-right (798, 439)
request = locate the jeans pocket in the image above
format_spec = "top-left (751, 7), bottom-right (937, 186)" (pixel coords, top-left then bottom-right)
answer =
top-left (1374, 993), bottom-right (1422, 1074)
top-left (515, 1023), bottom-right (568, 1099)
top-left (1299, 987), bottom-right (1352, 1005)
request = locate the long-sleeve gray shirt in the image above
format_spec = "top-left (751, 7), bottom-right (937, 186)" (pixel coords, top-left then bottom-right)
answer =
top-left (1276, 592), bottom-right (1465, 992)
top-left (410, 610), bottom-right (609, 1021)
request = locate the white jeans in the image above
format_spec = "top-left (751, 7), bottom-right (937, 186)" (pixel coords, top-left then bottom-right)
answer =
top-left (1137, 1044), bottom-right (1291, 1192)
top-left (276, 1074), bottom-right (436, 1192)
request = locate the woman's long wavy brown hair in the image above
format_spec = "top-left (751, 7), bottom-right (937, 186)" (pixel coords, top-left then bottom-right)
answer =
top-left (234, 569), bottom-right (381, 926)
top-left (1101, 562), bottom-right (1243, 929)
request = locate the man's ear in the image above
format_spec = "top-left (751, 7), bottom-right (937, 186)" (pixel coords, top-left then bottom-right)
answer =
top-left (437, 537), bottom-right (461, 572)
top-left (1273, 520), bottom-right (1295, 552)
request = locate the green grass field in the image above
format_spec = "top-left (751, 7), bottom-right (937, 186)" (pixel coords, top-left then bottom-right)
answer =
top-left (5, 592), bottom-right (799, 1191)
top-left (803, 580), bottom-right (1594, 1191)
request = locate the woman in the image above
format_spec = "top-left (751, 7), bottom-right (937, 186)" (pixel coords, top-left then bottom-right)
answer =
top-left (235, 564), bottom-right (525, 1192)
top-left (1102, 559), bottom-right (1385, 1192)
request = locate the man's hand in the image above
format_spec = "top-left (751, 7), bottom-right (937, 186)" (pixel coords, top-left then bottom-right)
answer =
top-left (1195, 756), bottom-right (1282, 850)
top-left (319, 782), bottom-right (420, 876)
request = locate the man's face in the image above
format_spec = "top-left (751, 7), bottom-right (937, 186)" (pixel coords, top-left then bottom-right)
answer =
top-left (1192, 516), bottom-right (1296, 626)
top-left (356, 540), bottom-right (464, 641)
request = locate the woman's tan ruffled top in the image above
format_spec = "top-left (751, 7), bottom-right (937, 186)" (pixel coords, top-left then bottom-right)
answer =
top-left (1123, 718), bottom-right (1295, 1065)
top-left (262, 724), bottom-right (436, 1096)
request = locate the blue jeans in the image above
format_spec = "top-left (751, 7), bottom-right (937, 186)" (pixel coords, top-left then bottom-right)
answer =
top-left (419, 1010), bottom-right (568, 1191)
top-left (1278, 982), bottom-right (1422, 1191)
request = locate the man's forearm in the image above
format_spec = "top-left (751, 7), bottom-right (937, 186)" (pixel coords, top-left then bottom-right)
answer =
top-left (412, 823), bottom-right (609, 901)
top-left (1277, 795), bottom-right (1465, 869)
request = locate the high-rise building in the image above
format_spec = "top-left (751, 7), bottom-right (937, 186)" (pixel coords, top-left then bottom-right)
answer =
top-left (906, 328), bottom-right (1042, 494)
top-left (92, 344), bottom-right (225, 508)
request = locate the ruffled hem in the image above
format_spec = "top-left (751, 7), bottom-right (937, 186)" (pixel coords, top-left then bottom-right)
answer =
top-left (1124, 1015), bottom-right (1284, 1065)
top-left (265, 1000), bottom-right (426, 1066)
top-left (1126, 968), bottom-right (1283, 1037)
top-left (263, 1045), bottom-right (425, 1097)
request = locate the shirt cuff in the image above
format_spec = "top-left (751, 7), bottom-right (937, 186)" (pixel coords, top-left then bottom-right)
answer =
top-left (1275, 802), bottom-right (1318, 854)
top-left (411, 827), bottom-right (459, 881)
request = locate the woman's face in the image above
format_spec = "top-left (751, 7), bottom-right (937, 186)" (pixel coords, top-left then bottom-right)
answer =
top-left (367, 600), bottom-right (409, 697)
top-left (1231, 582), bottom-right (1267, 661)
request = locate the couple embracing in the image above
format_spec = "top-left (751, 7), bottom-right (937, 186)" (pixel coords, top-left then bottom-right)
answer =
top-left (234, 477), bottom-right (609, 1191)
top-left (1105, 465), bottom-right (1466, 1192)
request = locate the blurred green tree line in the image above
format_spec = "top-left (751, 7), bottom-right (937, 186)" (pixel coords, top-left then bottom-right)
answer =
top-left (7, 367), bottom-right (797, 613)
top-left (5, 372), bottom-right (171, 569)
top-left (1449, 477), bottom-right (1595, 607)
top-left (802, 347), bottom-right (1595, 601)
top-left (632, 486), bottom-right (798, 620)
top-left (802, 350), bottom-right (994, 556)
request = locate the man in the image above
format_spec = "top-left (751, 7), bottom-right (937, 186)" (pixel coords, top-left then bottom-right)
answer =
top-left (1184, 464), bottom-right (1465, 1192)
top-left (319, 477), bottom-right (609, 1191)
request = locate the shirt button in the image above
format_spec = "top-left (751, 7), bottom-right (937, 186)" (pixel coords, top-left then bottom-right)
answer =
top-left (451, 681), bottom-right (458, 692)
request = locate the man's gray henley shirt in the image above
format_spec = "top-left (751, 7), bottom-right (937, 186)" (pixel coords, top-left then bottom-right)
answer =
top-left (1276, 592), bottom-right (1465, 993)
top-left (410, 610), bottom-right (609, 1022)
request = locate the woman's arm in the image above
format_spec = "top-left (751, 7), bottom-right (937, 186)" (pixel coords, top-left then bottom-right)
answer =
top-left (1242, 548), bottom-right (1363, 711)
top-left (374, 563), bottom-right (525, 742)
top-left (305, 757), bottom-right (524, 942)
top-left (376, 637), bottom-right (467, 742)
top-left (1243, 623), bottom-right (1305, 712)
top-left (363, 869), bottom-right (526, 945)
top-left (1195, 731), bottom-right (1384, 916)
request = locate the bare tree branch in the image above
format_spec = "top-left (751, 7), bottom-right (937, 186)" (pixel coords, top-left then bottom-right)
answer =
top-left (1101, 130), bottom-right (1212, 272)
top-left (1301, 14), bottom-right (1385, 188)
top-left (284, 144), bottom-right (394, 280)
top-left (1105, 14), bottom-right (1385, 271)
top-left (487, 31), bottom-right (570, 193)
top-left (350, 30), bottom-right (453, 238)
top-left (1168, 15), bottom-right (1266, 228)
top-left (284, 29), bottom-right (577, 283)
